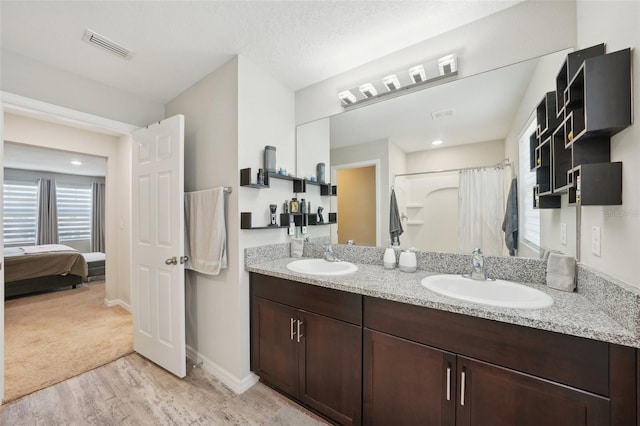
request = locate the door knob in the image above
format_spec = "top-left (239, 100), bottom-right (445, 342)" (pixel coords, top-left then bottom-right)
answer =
top-left (180, 255), bottom-right (189, 264)
top-left (165, 256), bottom-right (178, 265)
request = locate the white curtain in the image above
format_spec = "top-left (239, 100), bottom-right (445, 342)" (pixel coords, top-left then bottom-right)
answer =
top-left (458, 168), bottom-right (505, 256)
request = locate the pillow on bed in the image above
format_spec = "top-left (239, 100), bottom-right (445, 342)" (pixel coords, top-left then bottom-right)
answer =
top-left (21, 244), bottom-right (78, 254)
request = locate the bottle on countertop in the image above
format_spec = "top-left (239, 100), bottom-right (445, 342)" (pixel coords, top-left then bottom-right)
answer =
top-left (283, 200), bottom-right (289, 214)
top-left (383, 247), bottom-right (396, 269)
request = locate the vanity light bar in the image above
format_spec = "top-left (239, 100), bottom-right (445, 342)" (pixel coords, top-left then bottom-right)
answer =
top-left (409, 65), bottom-right (426, 83)
top-left (383, 74), bottom-right (401, 91)
top-left (359, 83), bottom-right (378, 98)
top-left (338, 90), bottom-right (357, 105)
top-left (337, 53), bottom-right (458, 108)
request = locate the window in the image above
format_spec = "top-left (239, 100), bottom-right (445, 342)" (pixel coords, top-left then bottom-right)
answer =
top-left (519, 118), bottom-right (540, 248)
top-left (57, 183), bottom-right (92, 241)
top-left (3, 180), bottom-right (39, 246)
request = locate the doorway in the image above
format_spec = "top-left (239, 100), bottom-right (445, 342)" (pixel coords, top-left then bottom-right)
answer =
top-left (336, 165), bottom-right (377, 246)
top-left (0, 95), bottom-right (136, 402)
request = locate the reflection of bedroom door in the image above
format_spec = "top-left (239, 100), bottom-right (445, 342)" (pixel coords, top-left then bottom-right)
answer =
top-left (337, 166), bottom-right (377, 246)
top-left (131, 114), bottom-right (186, 378)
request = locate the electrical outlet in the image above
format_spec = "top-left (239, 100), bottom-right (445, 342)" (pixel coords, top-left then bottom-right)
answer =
top-left (560, 223), bottom-right (567, 246)
top-left (591, 226), bottom-right (601, 257)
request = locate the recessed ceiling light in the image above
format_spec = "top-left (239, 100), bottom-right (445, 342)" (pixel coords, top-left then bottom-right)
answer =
top-left (71, 160), bottom-right (83, 166)
top-left (432, 140), bottom-right (443, 146)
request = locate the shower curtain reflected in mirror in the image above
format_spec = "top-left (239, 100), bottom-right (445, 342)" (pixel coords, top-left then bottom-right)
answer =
top-left (458, 168), bottom-right (505, 256)
top-left (394, 167), bottom-right (506, 256)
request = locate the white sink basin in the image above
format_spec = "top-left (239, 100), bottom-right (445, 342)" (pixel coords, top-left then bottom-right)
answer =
top-left (286, 259), bottom-right (358, 276)
top-left (421, 274), bottom-right (553, 309)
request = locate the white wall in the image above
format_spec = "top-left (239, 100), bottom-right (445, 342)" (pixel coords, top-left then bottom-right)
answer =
top-left (1, 50), bottom-right (164, 127)
top-left (575, 0), bottom-right (640, 288)
top-left (503, 49), bottom-right (577, 259)
top-left (237, 55), bottom-right (295, 385)
top-left (166, 55), bottom-right (295, 391)
top-left (3, 113), bottom-right (131, 303)
top-left (296, 1), bottom-right (576, 125)
top-left (295, 118), bottom-right (331, 241)
top-left (406, 140), bottom-right (505, 173)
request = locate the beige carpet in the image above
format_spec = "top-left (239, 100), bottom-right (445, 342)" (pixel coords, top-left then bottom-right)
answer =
top-left (3, 282), bottom-right (133, 403)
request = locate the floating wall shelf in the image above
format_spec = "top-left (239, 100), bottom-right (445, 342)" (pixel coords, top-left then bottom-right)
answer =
top-left (530, 44), bottom-right (630, 208)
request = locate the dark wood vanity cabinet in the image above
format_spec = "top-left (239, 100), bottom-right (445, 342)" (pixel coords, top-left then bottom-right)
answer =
top-left (251, 273), bottom-right (362, 425)
top-left (363, 330), bottom-right (456, 425)
top-left (363, 296), bottom-right (637, 426)
top-left (250, 273), bottom-right (637, 425)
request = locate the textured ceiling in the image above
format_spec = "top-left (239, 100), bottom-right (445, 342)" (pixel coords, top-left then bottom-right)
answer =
top-left (0, 1), bottom-right (521, 104)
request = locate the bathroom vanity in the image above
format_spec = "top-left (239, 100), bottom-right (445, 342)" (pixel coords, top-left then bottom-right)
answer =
top-left (247, 254), bottom-right (639, 426)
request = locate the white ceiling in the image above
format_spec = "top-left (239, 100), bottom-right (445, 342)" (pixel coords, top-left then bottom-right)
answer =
top-left (0, 0), bottom-right (522, 104)
top-left (4, 142), bottom-right (107, 177)
top-left (330, 57), bottom-right (539, 153)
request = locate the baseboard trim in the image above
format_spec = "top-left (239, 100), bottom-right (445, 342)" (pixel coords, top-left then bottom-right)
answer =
top-left (186, 345), bottom-right (259, 394)
top-left (104, 298), bottom-right (131, 313)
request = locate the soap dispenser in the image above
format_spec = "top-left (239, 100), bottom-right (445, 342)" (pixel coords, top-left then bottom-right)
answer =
top-left (383, 247), bottom-right (396, 269)
top-left (399, 250), bottom-right (417, 273)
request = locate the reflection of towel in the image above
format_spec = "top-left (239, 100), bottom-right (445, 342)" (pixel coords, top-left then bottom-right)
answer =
top-left (184, 188), bottom-right (227, 275)
top-left (502, 177), bottom-right (518, 256)
top-left (546, 252), bottom-right (576, 292)
top-left (389, 188), bottom-right (404, 246)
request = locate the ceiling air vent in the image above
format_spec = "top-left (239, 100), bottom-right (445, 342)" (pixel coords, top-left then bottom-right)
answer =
top-left (431, 109), bottom-right (455, 120)
top-left (82, 29), bottom-right (134, 60)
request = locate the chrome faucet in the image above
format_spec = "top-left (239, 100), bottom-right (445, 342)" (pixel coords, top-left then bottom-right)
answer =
top-left (324, 245), bottom-right (340, 262)
top-left (470, 248), bottom-right (486, 280)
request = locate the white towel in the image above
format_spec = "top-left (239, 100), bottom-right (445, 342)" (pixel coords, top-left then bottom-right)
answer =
top-left (546, 252), bottom-right (576, 292)
top-left (184, 188), bottom-right (227, 275)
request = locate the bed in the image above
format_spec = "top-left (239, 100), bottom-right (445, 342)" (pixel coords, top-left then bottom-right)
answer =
top-left (4, 244), bottom-right (88, 298)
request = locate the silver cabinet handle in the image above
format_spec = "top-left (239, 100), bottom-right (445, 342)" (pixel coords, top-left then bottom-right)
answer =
top-left (290, 318), bottom-right (296, 340)
top-left (446, 367), bottom-right (451, 401)
top-left (460, 371), bottom-right (466, 406)
top-left (296, 320), bottom-right (303, 343)
top-left (180, 255), bottom-right (190, 264)
top-left (165, 256), bottom-right (178, 265)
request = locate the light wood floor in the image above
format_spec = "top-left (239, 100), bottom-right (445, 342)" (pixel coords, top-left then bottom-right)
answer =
top-left (0, 354), bottom-right (329, 425)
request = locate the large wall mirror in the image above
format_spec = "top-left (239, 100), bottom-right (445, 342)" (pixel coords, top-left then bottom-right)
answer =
top-left (296, 48), bottom-right (577, 259)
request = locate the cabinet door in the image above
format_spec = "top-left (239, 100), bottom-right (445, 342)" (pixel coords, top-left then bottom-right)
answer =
top-left (299, 310), bottom-right (362, 426)
top-left (363, 329), bottom-right (456, 426)
top-left (251, 297), bottom-right (299, 397)
top-left (456, 356), bottom-right (609, 426)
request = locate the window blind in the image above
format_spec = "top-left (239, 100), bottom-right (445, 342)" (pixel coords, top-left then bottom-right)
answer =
top-left (3, 181), bottom-right (39, 246)
top-left (57, 184), bottom-right (93, 241)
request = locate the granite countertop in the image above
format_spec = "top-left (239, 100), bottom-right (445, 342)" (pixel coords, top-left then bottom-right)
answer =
top-left (246, 257), bottom-right (640, 348)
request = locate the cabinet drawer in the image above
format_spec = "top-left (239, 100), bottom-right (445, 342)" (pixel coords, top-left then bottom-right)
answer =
top-left (251, 273), bottom-right (362, 325)
top-left (364, 296), bottom-right (609, 396)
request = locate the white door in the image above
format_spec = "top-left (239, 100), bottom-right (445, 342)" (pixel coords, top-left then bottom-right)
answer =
top-left (131, 114), bottom-right (186, 378)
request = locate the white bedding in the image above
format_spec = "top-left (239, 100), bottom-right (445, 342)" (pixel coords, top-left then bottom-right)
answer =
top-left (20, 244), bottom-right (78, 254)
